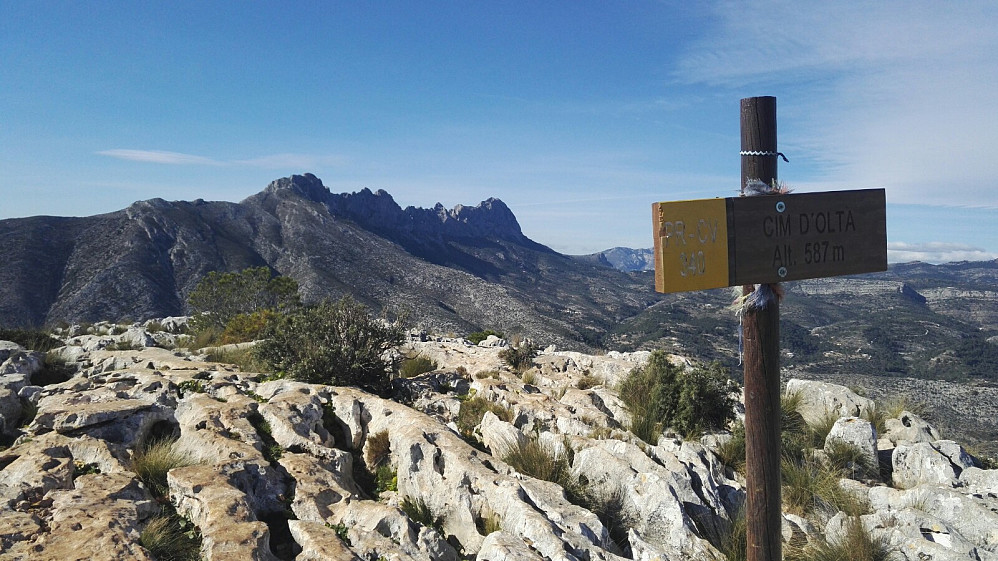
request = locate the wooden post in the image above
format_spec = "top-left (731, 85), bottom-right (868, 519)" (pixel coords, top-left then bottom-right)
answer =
top-left (740, 96), bottom-right (782, 561)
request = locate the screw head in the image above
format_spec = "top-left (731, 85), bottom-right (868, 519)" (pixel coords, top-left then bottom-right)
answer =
top-left (776, 201), bottom-right (786, 213)
top-left (778, 266), bottom-right (788, 278)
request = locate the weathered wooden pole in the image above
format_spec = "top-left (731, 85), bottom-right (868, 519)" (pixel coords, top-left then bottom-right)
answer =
top-left (740, 96), bottom-right (782, 561)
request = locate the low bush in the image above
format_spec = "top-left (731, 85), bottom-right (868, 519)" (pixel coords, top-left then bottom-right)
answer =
top-left (255, 297), bottom-right (406, 395)
top-left (619, 352), bottom-right (738, 442)
top-left (400, 355), bottom-right (437, 378)
top-left (0, 328), bottom-right (63, 352)
top-left (220, 309), bottom-right (280, 344)
top-left (826, 440), bottom-right (874, 480)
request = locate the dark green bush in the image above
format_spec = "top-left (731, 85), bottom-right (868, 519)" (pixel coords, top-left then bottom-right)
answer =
top-left (400, 356), bottom-right (437, 378)
top-left (254, 297), bottom-right (405, 395)
top-left (619, 351), bottom-right (738, 442)
top-left (0, 328), bottom-right (62, 352)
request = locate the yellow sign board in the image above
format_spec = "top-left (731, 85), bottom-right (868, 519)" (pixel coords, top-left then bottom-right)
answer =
top-left (652, 199), bottom-right (729, 293)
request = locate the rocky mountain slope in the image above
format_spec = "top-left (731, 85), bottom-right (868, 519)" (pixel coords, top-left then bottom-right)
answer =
top-left (2, 326), bottom-right (997, 560)
top-left (0, 174), bottom-right (652, 350)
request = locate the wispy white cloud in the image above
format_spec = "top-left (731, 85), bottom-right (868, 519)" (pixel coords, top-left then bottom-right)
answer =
top-left (98, 149), bottom-right (348, 170)
top-left (887, 241), bottom-right (998, 264)
top-left (675, 1), bottom-right (998, 209)
top-left (97, 149), bottom-right (222, 166)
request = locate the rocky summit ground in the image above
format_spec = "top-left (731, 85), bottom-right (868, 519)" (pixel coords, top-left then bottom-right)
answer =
top-left (1, 323), bottom-right (997, 560)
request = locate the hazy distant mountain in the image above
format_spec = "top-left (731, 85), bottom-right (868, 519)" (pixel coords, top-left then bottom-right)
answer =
top-left (584, 247), bottom-right (655, 272)
top-left (0, 174), bottom-right (653, 350)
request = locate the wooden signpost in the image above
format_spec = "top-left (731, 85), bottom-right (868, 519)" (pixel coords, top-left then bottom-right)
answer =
top-left (653, 189), bottom-right (887, 293)
top-left (652, 97), bottom-right (887, 561)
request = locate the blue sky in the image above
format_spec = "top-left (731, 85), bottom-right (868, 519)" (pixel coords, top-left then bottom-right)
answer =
top-left (2, 1), bottom-right (996, 263)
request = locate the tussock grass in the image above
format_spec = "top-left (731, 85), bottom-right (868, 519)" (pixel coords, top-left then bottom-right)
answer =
top-left (401, 496), bottom-right (443, 533)
top-left (503, 437), bottom-right (573, 486)
top-left (782, 454), bottom-right (861, 517)
top-left (365, 430), bottom-right (391, 468)
top-left (400, 355), bottom-right (437, 378)
top-left (456, 396), bottom-right (513, 438)
top-left (825, 440), bottom-right (874, 480)
top-left (576, 373), bottom-right (602, 390)
top-left (139, 511), bottom-right (202, 561)
top-left (716, 422), bottom-right (746, 475)
top-left (787, 517), bottom-right (891, 561)
top-left (132, 437), bottom-right (201, 499)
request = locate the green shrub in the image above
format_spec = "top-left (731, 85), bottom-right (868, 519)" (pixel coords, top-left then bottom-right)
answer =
top-left (467, 330), bottom-right (503, 345)
top-left (400, 355), bottom-right (437, 378)
top-left (499, 339), bottom-right (539, 373)
top-left (375, 464), bottom-right (398, 493)
top-left (456, 397), bottom-right (513, 438)
top-left (254, 297), bottom-right (405, 395)
top-left (187, 266), bottom-right (300, 332)
top-left (619, 352), bottom-right (737, 442)
top-left (221, 309), bottom-right (280, 344)
top-left (132, 437), bottom-right (201, 499)
top-left (0, 328), bottom-right (63, 352)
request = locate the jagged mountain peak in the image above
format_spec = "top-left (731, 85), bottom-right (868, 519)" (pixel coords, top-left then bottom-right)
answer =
top-left (263, 172), bottom-right (330, 202)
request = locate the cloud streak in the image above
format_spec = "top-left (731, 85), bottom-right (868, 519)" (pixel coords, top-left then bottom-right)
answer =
top-left (887, 242), bottom-right (998, 264)
top-left (98, 149), bottom-right (348, 170)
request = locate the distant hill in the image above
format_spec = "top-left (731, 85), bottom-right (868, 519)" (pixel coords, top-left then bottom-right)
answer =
top-left (582, 247), bottom-right (655, 272)
top-left (1, 174), bottom-right (996, 384)
top-left (0, 174), bottom-right (653, 350)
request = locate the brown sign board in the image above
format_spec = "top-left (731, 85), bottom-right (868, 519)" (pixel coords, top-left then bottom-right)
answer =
top-left (653, 189), bottom-right (887, 293)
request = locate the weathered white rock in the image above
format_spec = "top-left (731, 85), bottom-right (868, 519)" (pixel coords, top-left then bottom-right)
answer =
top-left (479, 335), bottom-right (507, 347)
top-left (168, 464), bottom-right (280, 561)
top-left (785, 379), bottom-right (875, 425)
top-left (3, 472), bottom-right (157, 561)
top-left (0, 350), bottom-right (43, 379)
top-left (824, 416), bottom-right (878, 478)
top-left (893, 440), bottom-right (975, 489)
top-left (287, 520), bottom-right (363, 561)
top-left (0, 387), bottom-right (22, 435)
top-left (0, 341), bottom-right (25, 363)
top-left (959, 466), bottom-right (998, 496)
top-left (867, 485), bottom-right (998, 558)
top-left (883, 410), bottom-right (941, 446)
top-left (479, 411), bottom-right (526, 458)
top-left (478, 530), bottom-right (547, 561)
top-left (118, 326), bottom-right (157, 348)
